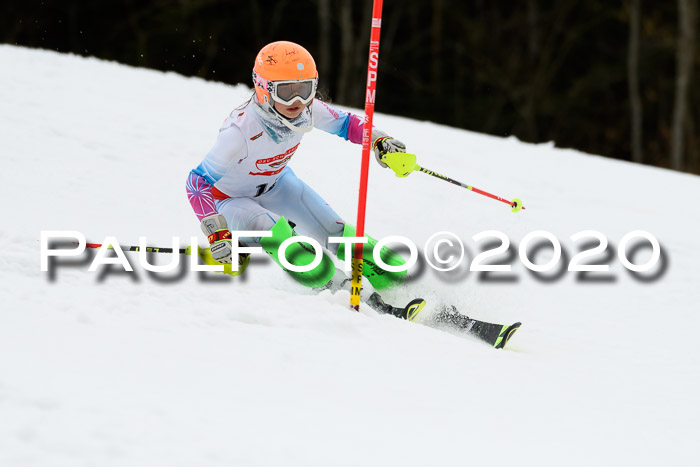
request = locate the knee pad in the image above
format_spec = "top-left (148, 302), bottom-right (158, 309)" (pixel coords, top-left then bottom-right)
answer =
top-left (260, 217), bottom-right (335, 289)
top-left (335, 224), bottom-right (407, 290)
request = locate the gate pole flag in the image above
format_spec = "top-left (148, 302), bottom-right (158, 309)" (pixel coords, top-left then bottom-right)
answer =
top-left (350, 0), bottom-right (384, 310)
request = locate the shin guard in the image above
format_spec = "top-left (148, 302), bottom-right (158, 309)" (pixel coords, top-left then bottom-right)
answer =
top-left (260, 217), bottom-right (335, 288)
top-left (335, 224), bottom-right (407, 290)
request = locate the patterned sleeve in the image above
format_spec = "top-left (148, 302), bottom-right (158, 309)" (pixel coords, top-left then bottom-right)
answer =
top-left (186, 125), bottom-right (247, 221)
top-left (186, 171), bottom-right (217, 221)
top-left (312, 99), bottom-right (366, 145)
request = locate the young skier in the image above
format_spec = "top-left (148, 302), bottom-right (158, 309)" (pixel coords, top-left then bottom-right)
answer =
top-left (185, 40), bottom-right (418, 317)
top-left (186, 40), bottom-right (520, 348)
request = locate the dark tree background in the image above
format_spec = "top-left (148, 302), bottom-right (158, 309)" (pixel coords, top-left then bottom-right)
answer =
top-left (2, 0), bottom-right (698, 173)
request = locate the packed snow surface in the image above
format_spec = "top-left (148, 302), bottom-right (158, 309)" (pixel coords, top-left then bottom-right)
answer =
top-left (1, 45), bottom-right (699, 466)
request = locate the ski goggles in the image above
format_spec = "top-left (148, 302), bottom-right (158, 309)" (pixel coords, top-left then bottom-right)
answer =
top-left (270, 79), bottom-right (317, 106)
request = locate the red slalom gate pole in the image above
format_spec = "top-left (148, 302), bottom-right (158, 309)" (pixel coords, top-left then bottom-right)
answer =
top-left (351, 0), bottom-right (384, 311)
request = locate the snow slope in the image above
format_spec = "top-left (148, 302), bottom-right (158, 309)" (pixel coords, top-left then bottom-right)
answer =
top-left (1, 45), bottom-right (699, 466)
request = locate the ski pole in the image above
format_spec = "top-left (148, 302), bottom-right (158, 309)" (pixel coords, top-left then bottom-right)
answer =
top-left (415, 166), bottom-right (525, 212)
top-left (80, 242), bottom-right (194, 254)
top-left (77, 242), bottom-right (250, 276)
top-left (377, 143), bottom-right (525, 212)
top-left (79, 241), bottom-right (252, 263)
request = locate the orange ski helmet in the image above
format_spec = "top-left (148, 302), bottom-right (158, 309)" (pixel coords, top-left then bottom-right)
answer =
top-left (252, 41), bottom-right (318, 106)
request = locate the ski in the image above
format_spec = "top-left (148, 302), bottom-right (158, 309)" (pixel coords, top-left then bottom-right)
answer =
top-left (433, 305), bottom-right (521, 349)
top-left (366, 292), bottom-right (521, 349)
top-left (366, 294), bottom-right (520, 349)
